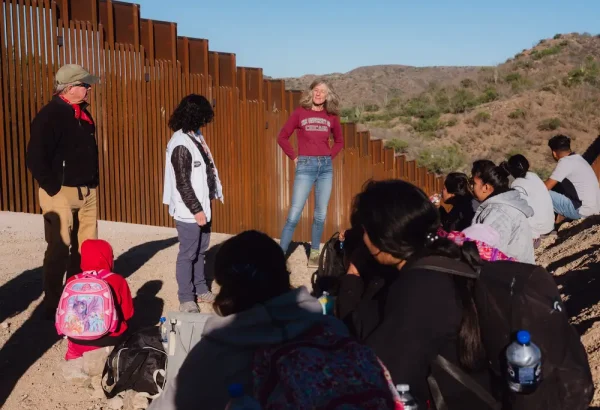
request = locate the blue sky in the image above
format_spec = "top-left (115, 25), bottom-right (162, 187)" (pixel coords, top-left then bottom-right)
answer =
top-left (136, 0), bottom-right (599, 78)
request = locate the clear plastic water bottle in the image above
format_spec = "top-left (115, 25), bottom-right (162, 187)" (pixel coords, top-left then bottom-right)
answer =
top-left (318, 291), bottom-right (334, 315)
top-left (396, 384), bottom-right (420, 410)
top-left (224, 383), bottom-right (262, 410)
top-left (159, 317), bottom-right (168, 350)
top-left (506, 330), bottom-right (542, 394)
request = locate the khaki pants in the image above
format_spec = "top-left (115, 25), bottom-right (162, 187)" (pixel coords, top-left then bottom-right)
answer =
top-left (39, 186), bottom-right (98, 312)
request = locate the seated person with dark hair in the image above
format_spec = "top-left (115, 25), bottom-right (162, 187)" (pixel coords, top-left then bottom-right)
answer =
top-left (545, 135), bottom-right (600, 223)
top-left (437, 172), bottom-right (476, 232)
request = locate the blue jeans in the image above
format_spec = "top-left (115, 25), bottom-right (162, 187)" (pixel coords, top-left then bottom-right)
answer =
top-left (280, 156), bottom-right (333, 252)
top-left (549, 191), bottom-right (582, 221)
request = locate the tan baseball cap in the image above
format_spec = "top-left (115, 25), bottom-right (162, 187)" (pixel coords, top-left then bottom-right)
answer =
top-left (55, 64), bottom-right (99, 85)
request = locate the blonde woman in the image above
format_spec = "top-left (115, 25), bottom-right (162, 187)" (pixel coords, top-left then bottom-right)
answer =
top-left (277, 79), bottom-right (344, 266)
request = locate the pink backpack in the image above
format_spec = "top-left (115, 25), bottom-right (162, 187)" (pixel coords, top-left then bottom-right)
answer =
top-left (55, 270), bottom-right (119, 341)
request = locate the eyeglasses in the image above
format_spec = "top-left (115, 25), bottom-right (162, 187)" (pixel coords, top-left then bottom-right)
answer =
top-left (74, 83), bottom-right (92, 89)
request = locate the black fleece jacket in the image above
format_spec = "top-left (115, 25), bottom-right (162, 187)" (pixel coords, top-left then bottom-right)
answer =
top-left (26, 96), bottom-right (98, 196)
top-left (337, 257), bottom-right (493, 409)
top-left (439, 195), bottom-right (477, 232)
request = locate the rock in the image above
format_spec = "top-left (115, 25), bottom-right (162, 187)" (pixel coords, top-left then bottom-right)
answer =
top-left (60, 358), bottom-right (90, 387)
top-left (123, 391), bottom-right (149, 410)
top-left (106, 396), bottom-right (124, 410)
top-left (83, 347), bottom-right (112, 377)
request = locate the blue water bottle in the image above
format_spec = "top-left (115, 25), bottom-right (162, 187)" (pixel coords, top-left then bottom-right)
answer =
top-left (506, 330), bottom-right (542, 394)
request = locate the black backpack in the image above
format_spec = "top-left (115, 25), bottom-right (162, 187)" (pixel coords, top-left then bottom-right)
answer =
top-left (311, 232), bottom-right (345, 297)
top-left (102, 327), bottom-right (167, 399)
top-left (413, 256), bottom-right (594, 410)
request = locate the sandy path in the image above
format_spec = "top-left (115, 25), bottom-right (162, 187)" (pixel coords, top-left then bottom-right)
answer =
top-left (0, 212), bottom-right (312, 410)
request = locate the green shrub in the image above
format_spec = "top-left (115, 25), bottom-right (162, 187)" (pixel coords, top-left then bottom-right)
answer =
top-left (385, 138), bottom-right (409, 154)
top-left (386, 98), bottom-right (402, 110)
top-left (508, 108), bottom-right (526, 119)
top-left (402, 96), bottom-right (440, 119)
top-left (563, 58), bottom-right (599, 87)
top-left (434, 89), bottom-right (451, 113)
top-left (505, 72), bottom-right (531, 92)
top-left (478, 87), bottom-right (499, 104)
top-left (539, 39), bottom-right (546, 45)
top-left (538, 118), bottom-right (562, 131)
top-left (450, 89), bottom-right (478, 113)
top-left (531, 45), bottom-right (563, 60)
top-left (413, 116), bottom-right (443, 132)
top-left (418, 145), bottom-right (466, 174)
top-left (341, 107), bottom-right (355, 119)
top-left (362, 114), bottom-right (377, 122)
top-left (560, 40), bottom-right (569, 47)
top-left (515, 60), bottom-right (533, 70)
top-left (553, 34), bottom-right (562, 40)
top-left (472, 111), bottom-right (491, 126)
top-left (505, 73), bottom-right (522, 83)
top-left (364, 104), bottom-right (380, 112)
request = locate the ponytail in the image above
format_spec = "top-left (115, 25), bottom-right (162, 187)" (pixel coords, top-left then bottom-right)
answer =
top-left (422, 238), bottom-right (486, 371)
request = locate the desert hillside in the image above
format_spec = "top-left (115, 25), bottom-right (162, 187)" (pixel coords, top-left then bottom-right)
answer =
top-left (281, 65), bottom-right (483, 108)
top-left (282, 33), bottom-right (600, 177)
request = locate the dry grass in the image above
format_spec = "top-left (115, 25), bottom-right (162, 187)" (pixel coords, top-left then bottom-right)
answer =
top-left (281, 33), bottom-right (600, 174)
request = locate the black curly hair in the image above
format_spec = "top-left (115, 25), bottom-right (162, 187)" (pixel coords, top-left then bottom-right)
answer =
top-left (168, 94), bottom-right (214, 133)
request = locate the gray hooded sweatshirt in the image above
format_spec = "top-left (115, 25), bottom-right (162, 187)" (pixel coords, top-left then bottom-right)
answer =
top-left (149, 287), bottom-right (348, 410)
top-left (473, 190), bottom-right (536, 264)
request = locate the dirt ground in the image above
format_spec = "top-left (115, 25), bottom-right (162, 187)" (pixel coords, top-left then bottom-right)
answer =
top-left (2, 211), bottom-right (600, 409)
top-left (0, 211), bottom-right (312, 410)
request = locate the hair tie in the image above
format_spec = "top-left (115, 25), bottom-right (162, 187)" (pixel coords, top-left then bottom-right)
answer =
top-left (425, 232), bottom-right (439, 246)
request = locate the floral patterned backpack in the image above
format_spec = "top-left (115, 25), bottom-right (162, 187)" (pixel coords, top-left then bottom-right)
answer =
top-left (253, 321), bottom-right (404, 409)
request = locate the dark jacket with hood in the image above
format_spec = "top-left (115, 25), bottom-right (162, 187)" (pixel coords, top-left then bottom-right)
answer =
top-left (337, 255), bottom-right (494, 410)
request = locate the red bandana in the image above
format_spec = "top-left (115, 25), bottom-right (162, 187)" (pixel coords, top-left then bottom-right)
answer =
top-left (59, 95), bottom-right (94, 125)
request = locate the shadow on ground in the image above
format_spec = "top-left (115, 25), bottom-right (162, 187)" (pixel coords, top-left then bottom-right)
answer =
top-left (0, 237), bottom-right (177, 407)
top-left (554, 259), bottom-right (600, 335)
top-left (549, 215), bottom-right (600, 249)
top-left (129, 280), bottom-right (165, 332)
top-left (285, 241), bottom-right (311, 260)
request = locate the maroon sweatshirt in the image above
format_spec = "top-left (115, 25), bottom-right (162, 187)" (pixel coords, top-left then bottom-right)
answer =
top-left (277, 107), bottom-right (344, 160)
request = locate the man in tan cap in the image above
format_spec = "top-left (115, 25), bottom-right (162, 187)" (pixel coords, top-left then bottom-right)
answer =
top-left (26, 64), bottom-right (100, 317)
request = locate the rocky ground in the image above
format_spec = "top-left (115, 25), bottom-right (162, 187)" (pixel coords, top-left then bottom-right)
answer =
top-left (0, 212), bottom-right (312, 410)
top-left (1, 211), bottom-right (600, 409)
top-left (536, 215), bottom-right (600, 408)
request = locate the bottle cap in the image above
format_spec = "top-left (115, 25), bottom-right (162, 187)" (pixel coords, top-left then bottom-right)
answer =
top-left (396, 384), bottom-right (410, 393)
top-left (227, 383), bottom-right (244, 398)
top-left (517, 330), bottom-right (531, 345)
top-left (159, 317), bottom-right (166, 324)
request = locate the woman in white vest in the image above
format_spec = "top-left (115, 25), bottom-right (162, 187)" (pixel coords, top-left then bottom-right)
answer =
top-left (163, 94), bottom-right (224, 313)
